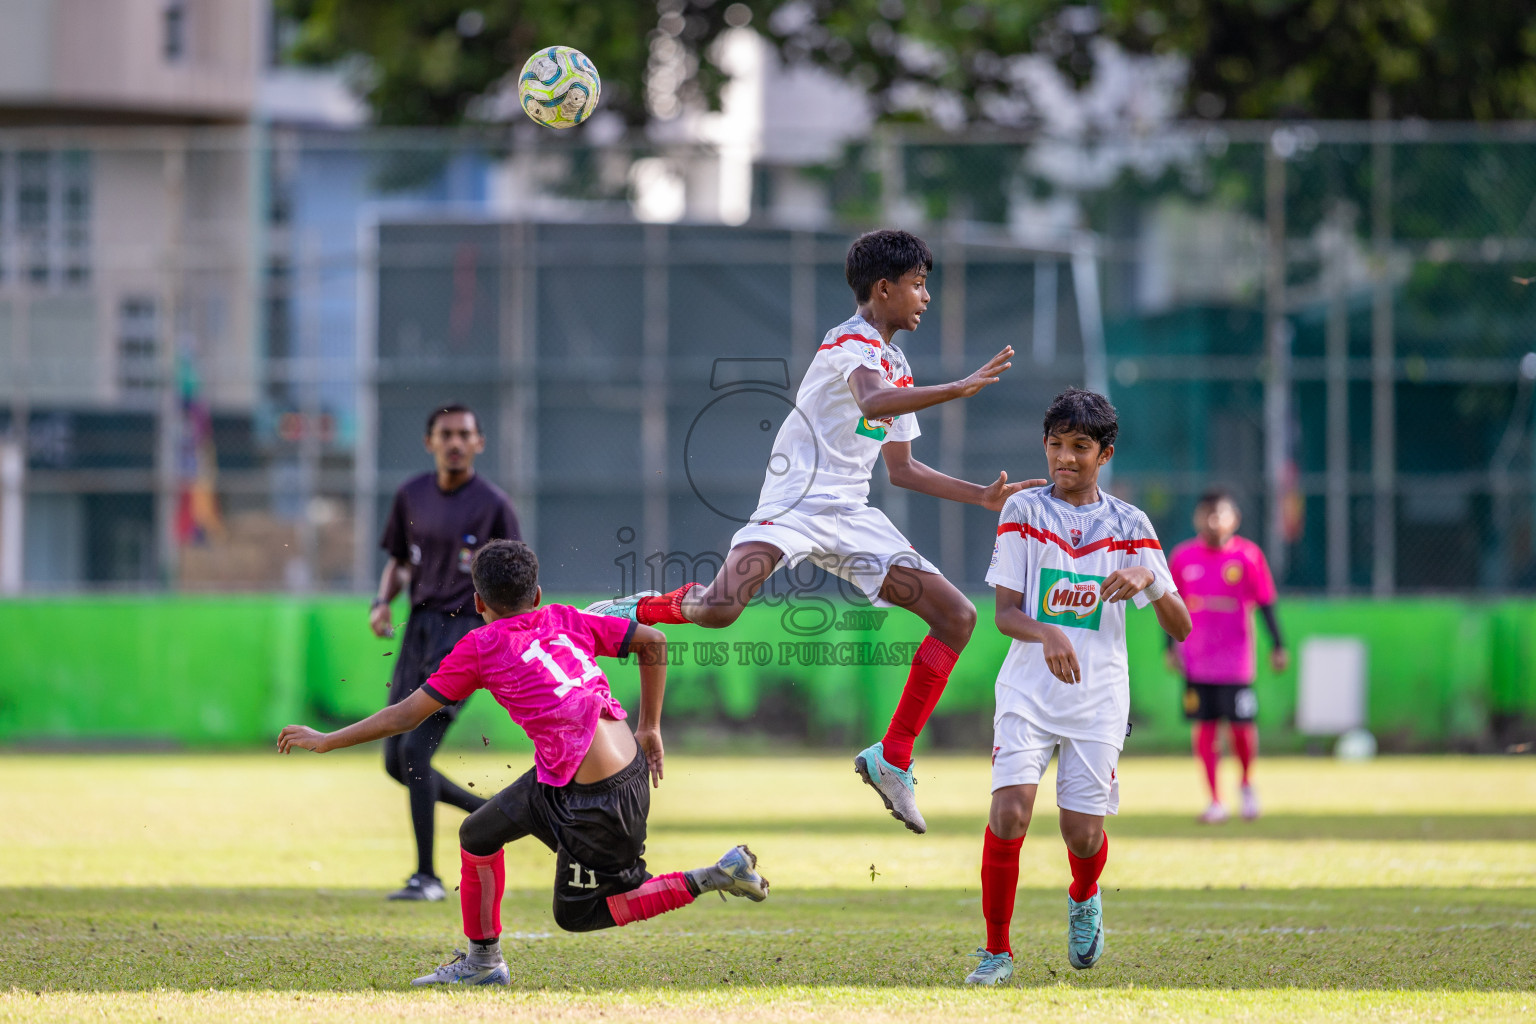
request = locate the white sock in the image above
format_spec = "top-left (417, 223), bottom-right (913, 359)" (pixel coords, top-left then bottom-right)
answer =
top-left (468, 937), bottom-right (502, 965)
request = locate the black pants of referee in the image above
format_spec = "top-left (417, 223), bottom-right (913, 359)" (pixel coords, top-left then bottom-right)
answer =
top-left (384, 607), bottom-right (488, 879)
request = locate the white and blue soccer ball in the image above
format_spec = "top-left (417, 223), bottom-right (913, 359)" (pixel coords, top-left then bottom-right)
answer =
top-left (517, 46), bottom-right (601, 130)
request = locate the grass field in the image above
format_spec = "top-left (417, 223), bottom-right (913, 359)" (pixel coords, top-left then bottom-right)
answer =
top-left (1, 751), bottom-right (1533, 1022)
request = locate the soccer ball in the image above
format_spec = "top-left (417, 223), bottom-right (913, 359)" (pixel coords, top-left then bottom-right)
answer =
top-left (517, 46), bottom-right (601, 129)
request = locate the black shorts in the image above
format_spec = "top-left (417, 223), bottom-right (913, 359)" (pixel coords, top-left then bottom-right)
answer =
top-left (1183, 681), bottom-right (1258, 723)
top-left (461, 746), bottom-right (652, 933)
top-left (389, 607), bottom-right (481, 718)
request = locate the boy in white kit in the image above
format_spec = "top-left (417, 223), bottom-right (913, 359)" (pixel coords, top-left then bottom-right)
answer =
top-left (965, 389), bottom-right (1192, 985)
top-left (588, 229), bottom-right (1043, 834)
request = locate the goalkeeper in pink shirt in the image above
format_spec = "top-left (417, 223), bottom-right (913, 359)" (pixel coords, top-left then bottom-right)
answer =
top-left (1166, 490), bottom-right (1287, 823)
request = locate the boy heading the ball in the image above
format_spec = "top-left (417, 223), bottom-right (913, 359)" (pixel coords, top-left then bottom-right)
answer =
top-left (587, 229), bottom-right (1043, 834)
top-left (965, 389), bottom-right (1191, 985)
top-left (279, 540), bottom-right (768, 986)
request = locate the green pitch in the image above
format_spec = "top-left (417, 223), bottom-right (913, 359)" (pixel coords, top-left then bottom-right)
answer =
top-left (1, 753), bottom-right (1532, 1022)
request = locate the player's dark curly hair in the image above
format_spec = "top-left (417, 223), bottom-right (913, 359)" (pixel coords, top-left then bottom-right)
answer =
top-left (845, 229), bottom-right (934, 303)
top-left (425, 403), bottom-right (480, 436)
top-left (472, 539), bottom-right (539, 612)
top-left (1197, 487), bottom-right (1238, 510)
top-left (1043, 388), bottom-right (1119, 449)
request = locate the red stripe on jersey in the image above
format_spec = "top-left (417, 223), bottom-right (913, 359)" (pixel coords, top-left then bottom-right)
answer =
top-left (818, 333), bottom-right (883, 352)
top-left (997, 521), bottom-right (1162, 559)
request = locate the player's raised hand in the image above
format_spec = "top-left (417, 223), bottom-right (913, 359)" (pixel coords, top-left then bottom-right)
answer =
top-left (636, 727), bottom-right (665, 788)
top-left (277, 724), bottom-right (329, 754)
top-left (954, 346), bottom-right (1014, 397)
top-left (1041, 625), bottom-right (1081, 684)
top-left (1101, 566), bottom-right (1155, 603)
top-left (979, 470), bottom-right (1049, 510)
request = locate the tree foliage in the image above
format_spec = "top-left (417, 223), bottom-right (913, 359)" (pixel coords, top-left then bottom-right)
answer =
top-left (275, 0), bottom-right (750, 125)
top-left (276, 0), bottom-right (1536, 126)
top-left (1100, 0), bottom-right (1536, 120)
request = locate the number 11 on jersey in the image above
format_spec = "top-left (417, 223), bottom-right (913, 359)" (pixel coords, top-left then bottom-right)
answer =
top-left (521, 633), bottom-right (603, 697)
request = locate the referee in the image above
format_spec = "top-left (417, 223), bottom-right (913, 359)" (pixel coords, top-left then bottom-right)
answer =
top-left (372, 403), bottom-right (521, 900)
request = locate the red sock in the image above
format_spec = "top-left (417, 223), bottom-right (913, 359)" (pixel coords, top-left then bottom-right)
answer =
top-left (605, 872), bottom-right (695, 926)
top-left (459, 847), bottom-right (504, 942)
top-left (1230, 723), bottom-right (1257, 786)
top-left (880, 636), bottom-right (960, 770)
top-left (636, 583), bottom-right (698, 626)
top-left (1067, 833), bottom-right (1108, 902)
top-left (1194, 721), bottom-right (1220, 801)
top-left (981, 826), bottom-right (1024, 955)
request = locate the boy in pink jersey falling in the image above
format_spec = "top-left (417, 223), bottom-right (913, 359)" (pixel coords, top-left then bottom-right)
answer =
top-left (278, 540), bottom-right (768, 986)
top-left (1167, 490), bottom-right (1287, 824)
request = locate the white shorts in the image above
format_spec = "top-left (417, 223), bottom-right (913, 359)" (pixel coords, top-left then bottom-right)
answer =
top-left (990, 712), bottom-right (1120, 816)
top-left (730, 502), bottom-right (939, 608)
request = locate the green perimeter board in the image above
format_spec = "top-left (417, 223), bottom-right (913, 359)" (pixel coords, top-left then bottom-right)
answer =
top-left (0, 595), bottom-right (1531, 750)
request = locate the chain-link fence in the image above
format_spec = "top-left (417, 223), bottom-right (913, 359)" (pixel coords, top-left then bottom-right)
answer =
top-left (2, 122), bottom-right (1534, 595)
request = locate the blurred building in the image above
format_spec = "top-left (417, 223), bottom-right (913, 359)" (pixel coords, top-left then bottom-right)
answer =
top-left (0, 7), bottom-right (1530, 599)
top-left (0, 0), bottom-right (266, 590)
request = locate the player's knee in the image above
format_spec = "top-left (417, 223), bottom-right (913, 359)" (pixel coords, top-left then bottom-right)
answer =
top-left (991, 804), bottom-right (1031, 838)
top-left (941, 596), bottom-right (977, 645)
top-left (552, 897), bottom-right (610, 933)
top-left (458, 816), bottom-right (498, 858)
top-left (399, 729), bottom-right (438, 771)
top-left (383, 748), bottom-right (406, 785)
top-left (1060, 819), bottom-right (1103, 857)
top-left (989, 791), bottom-right (1032, 838)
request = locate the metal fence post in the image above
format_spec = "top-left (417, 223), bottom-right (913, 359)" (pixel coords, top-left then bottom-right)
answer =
top-left (641, 224), bottom-right (670, 565)
top-left (1263, 132), bottom-right (1290, 578)
top-left (499, 220), bottom-right (538, 552)
top-left (1371, 108), bottom-right (1396, 595)
top-left (1032, 259), bottom-right (1057, 367)
top-left (156, 140), bottom-right (186, 589)
top-left (1325, 202), bottom-right (1352, 594)
top-left (0, 439), bottom-right (21, 594)
top-left (3, 291), bottom-right (28, 593)
top-left (350, 214), bottom-right (379, 593)
top-left (939, 228), bottom-right (966, 578)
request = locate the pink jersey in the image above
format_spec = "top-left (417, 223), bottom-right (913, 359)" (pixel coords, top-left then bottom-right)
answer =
top-left (423, 604), bottom-right (637, 786)
top-left (1168, 536), bottom-right (1277, 685)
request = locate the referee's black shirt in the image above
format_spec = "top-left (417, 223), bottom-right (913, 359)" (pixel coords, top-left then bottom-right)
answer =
top-left (381, 473), bottom-right (521, 615)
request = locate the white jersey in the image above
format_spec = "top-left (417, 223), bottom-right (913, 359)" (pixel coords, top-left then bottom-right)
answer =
top-left (984, 486), bottom-right (1176, 749)
top-left (752, 314), bottom-right (920, 519)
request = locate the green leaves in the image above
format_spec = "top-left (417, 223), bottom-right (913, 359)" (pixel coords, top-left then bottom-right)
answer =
top-left (275, 1), bottom-right (1536, 126)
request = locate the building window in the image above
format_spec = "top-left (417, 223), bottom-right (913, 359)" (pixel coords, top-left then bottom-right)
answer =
top-left (61, 151), bottom-right (90, 284)
top-left (163, 1), bottom-right (187, 63)
top-left (119, 297), bottom-right (160, 395)
top-left (17, 151), bottom-right (50, 284)
top-left (0, 149), bottom-right (92, 289)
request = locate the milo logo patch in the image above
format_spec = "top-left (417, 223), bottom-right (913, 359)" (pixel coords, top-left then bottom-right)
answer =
top-left (855, 416), bottom-right (892, 441)
top-left (1039, 568), bottom-right (1105, 630)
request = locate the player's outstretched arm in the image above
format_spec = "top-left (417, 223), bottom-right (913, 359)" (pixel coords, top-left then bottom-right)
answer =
top-left (630, 624), bottom-right (668, 788)
top-left (847, 346), bottom-right (1013, 420)
top-left (994, 585), bottom-right (1081, 684)
top-left (277, 688), bottom-right (446, 754)
top-left (882, 441), bottom-right (1045, 508)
